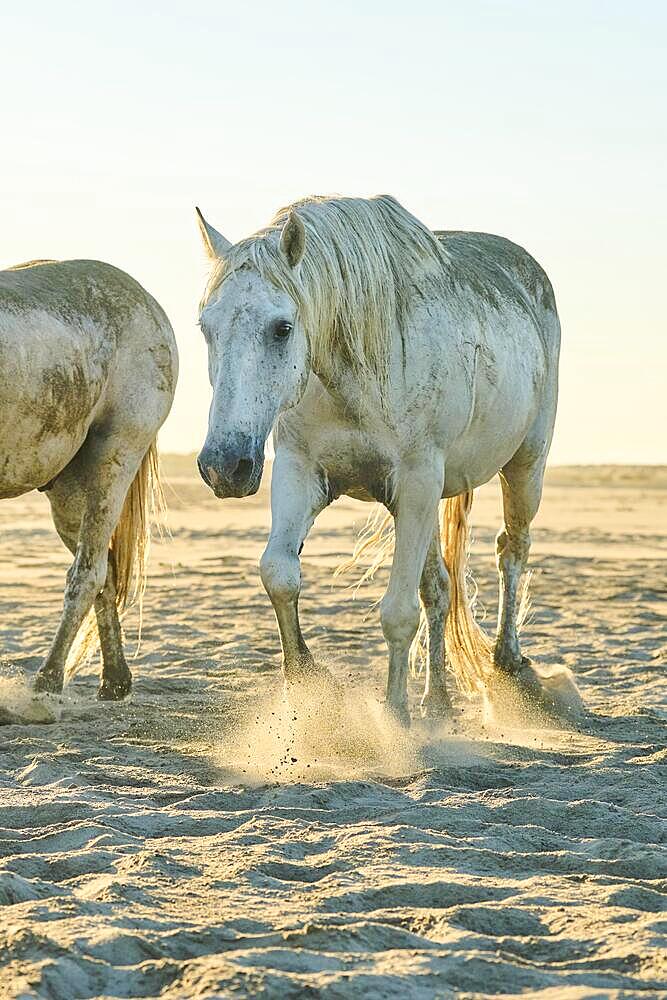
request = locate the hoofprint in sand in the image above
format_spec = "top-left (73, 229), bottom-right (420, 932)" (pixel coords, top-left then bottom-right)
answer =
top-left (1, 459), bottom-right (665, 998)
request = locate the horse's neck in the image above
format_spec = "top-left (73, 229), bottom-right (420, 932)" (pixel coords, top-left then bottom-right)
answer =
top-left (312, 357), bottom-right (391, 431)
top-left (312, 315), bottom-right (436, 430)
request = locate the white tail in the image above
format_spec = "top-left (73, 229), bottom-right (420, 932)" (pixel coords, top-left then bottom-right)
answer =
top-left (438, 492), bottom-right (493, 694)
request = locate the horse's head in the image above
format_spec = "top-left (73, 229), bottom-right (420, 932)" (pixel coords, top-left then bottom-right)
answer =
top-left (196, 208), bottom-right (309, 498)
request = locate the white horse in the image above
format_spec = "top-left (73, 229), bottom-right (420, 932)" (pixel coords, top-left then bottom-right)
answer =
top-left (0, 259), bottom-right (177, 700)
top-left (196, 195), bottom-right (575, 724)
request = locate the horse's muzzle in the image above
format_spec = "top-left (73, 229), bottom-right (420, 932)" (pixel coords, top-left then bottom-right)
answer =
top-left (197, 440), bottom-right (264, 499)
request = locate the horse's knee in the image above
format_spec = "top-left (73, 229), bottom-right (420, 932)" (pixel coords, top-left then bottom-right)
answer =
top-left (65, 549), bottom-right (107, 606)
top-left (496, 528), bottom-right (530, 570)
top-left (421, 562), bottom-right (450, 615)
top-left (381, 591), bottom-right (421, 647)
top-left (260, 545), bottom-right (300, 605)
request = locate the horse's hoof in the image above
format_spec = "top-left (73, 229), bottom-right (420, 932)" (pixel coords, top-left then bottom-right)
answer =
top-left (493, 641), bottom-right (524, 673)
top-left (97, 675), bottom-right (132, 701)
top-left (385, 701), bottom-right (411, 729)
top-left (487, 658), bottom-right (583, 725)
top-left (285, 659), bottom-right (342, 698)
top-left (34, 671), bottom-right (63, 695)
top-left (420, 691), bottom-right (453, 721)
top-left (283, 664), bottom-right (344, 725)
top-left (514, 657), bottom-right (544, 695)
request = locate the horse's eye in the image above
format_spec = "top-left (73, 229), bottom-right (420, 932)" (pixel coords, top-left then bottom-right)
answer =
top-left (274, 320), bottom-right (293, 340)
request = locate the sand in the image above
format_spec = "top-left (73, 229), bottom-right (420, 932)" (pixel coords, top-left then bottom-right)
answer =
top-left (0, 459), bottom-right (665, 999)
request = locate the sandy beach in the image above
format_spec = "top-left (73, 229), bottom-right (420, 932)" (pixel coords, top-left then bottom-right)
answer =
top-left (0, 459), bottom-right (665, 999)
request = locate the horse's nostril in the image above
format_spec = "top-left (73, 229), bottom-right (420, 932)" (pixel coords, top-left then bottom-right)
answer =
top-left (235, 458), bottom-right (254, 481)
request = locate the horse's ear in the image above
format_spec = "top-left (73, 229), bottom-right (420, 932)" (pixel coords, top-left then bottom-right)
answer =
top-left (196, 207), bottom-right (232, 261)
top-left (280, 212), bottom-right (306, 268)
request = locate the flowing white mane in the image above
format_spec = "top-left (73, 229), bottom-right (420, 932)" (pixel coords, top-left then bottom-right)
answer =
top-left (206, 194), bottom-right (450, 380)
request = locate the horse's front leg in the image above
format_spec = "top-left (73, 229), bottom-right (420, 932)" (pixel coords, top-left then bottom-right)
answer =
top-left (382, 462), bottom-right (443, 726)
top-left (260, 449), bottom-right (330, 685)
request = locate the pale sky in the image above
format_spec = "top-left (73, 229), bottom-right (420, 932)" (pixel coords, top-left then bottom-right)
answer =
top-left (2, 1), bottom-right (665, 463)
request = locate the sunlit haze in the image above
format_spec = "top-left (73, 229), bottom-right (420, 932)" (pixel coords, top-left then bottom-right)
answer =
top-left (2, 1), bottom-right (665, 463)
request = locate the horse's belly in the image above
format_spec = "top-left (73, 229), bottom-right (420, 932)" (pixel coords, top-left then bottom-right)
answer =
top-left (443, 386), bottom-right (541, 494)
top-left (442, 442), bottom-right (522, 497)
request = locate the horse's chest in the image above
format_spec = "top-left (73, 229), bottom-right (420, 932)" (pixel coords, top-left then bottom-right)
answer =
top-left (316, 434), bottom-right (397, 506)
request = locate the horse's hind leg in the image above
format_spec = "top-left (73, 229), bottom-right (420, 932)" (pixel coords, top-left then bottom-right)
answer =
top-left (419, 522), bottom-right (453, 719)
top-left (95, 567), bottom-right (132, 700)
top-left (43, 483), bottom-right (132, 698)
top-left (34, 431), bottom-right (149, 696)
top-left (492, 442), bottom-right (585, 719)
top-left (493, 445), bottom-right (547, 674)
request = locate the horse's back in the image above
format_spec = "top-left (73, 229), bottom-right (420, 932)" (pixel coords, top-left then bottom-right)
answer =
top-left (0, 260), bottom-right (176, 498)
top-left (0, 258), bottom-right (169, 335)
top-left (435, 230), bottom-right (559, 347)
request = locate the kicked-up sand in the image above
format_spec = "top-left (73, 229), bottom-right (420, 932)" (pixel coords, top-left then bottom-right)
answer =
top-left (0, 459), bottom-right (665, 998)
